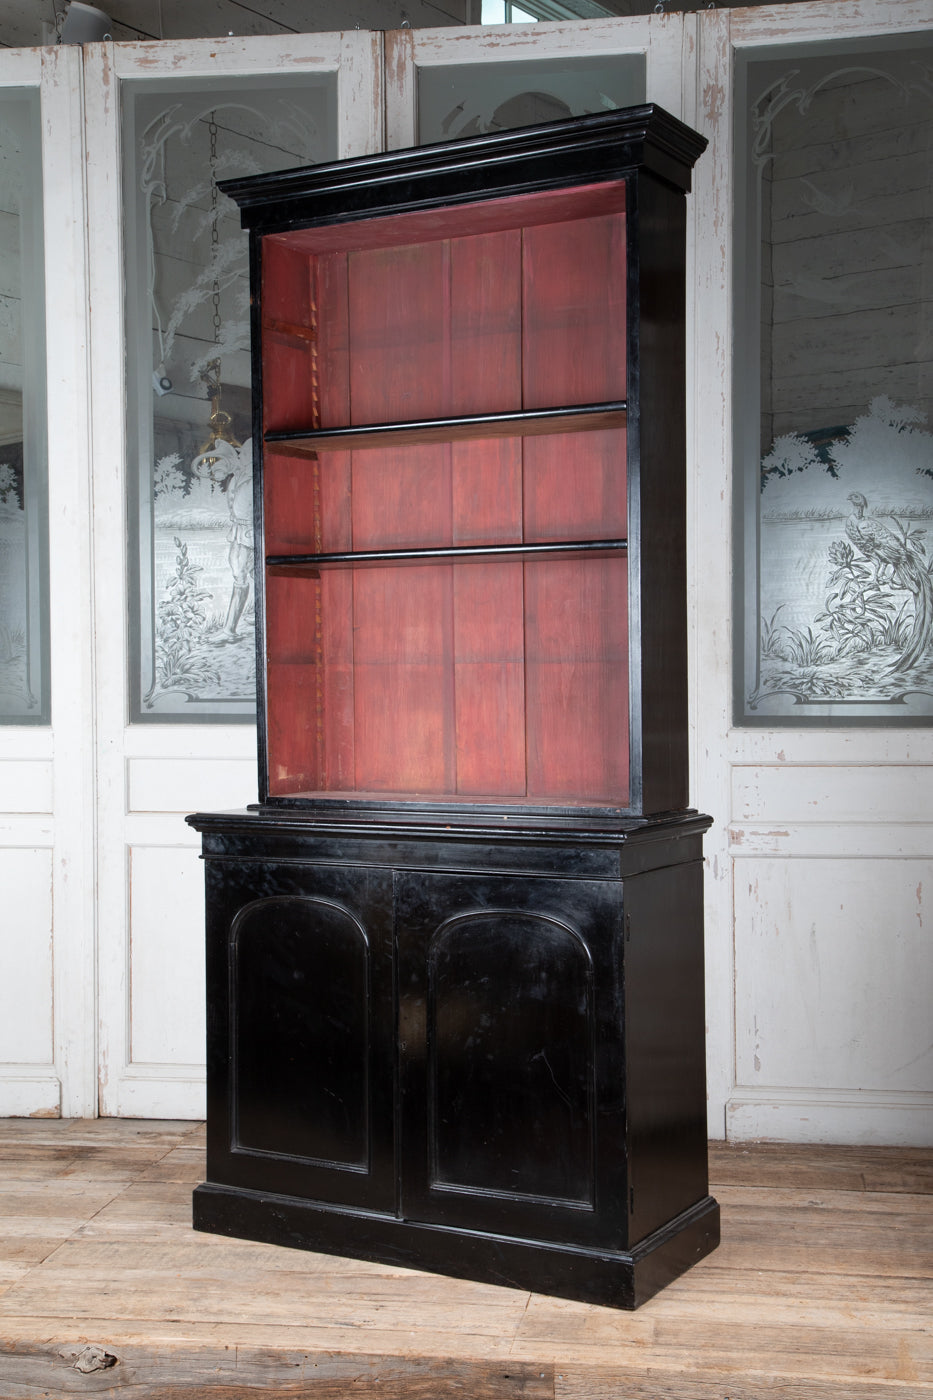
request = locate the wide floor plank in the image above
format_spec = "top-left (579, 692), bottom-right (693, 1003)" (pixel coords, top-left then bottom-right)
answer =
top-left (0, 1122), bottom-right (930, 1398)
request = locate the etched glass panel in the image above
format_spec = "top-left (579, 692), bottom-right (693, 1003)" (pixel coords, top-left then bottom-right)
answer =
top-left (124, 76), bottom-right (336, 721)
top-left (417, 55), bottom-right (645, 144)
top-left (736, 35), bottom-right (933, 722)
top-left (0, 91), bottom-right (47, 723)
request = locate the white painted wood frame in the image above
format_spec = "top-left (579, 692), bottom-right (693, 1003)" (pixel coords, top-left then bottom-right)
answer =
top-left (384, 14), bottom-right (695, 148)
top-left (83, 33), bottom-right (383, 1119)
top-left (692, 0), bottom-right (933, 1145)
top-left (0, 45), bottom-right (95, 1118)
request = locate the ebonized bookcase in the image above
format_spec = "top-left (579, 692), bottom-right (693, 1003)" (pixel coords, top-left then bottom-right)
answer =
top-left (188, 104), bottom-right (717, 1310)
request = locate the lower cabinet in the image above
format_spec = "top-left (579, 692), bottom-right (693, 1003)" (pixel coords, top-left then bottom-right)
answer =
top-left (190, 810), bottom-right (718, 1309)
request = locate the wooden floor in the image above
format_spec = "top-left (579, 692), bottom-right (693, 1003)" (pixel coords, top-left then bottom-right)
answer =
top-left (0, 1121), bottom-right (930, 1398)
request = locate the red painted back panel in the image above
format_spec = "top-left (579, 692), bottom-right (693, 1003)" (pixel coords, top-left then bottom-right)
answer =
top-left (261, 198), bottom-right (629, 804)
top-left (522, 214), bottom-right (627, 410)
top-left (260, 243), bottom-right (316, 433)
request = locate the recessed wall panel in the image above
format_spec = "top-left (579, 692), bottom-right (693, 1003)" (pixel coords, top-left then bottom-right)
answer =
top-left (0, 846), bottom-right (52, 1063)
top-left (129, 845), bottom-right (206, 1066)
top-left (734, 856), bottom-right (933, 1094)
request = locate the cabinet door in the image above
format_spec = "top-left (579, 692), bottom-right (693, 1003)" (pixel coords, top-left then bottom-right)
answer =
top-left (204, 859), bottom-right (395, 1213)
top-left (396, 871), bottom-right (629, 1249)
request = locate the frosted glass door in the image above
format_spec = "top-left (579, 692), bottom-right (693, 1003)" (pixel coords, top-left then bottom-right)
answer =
top-left (0, 90), bottom-right (46, 723)
top-left (736, 34), bottom-right (933, 722)
top-left (124, 76), bottom-right (338, 720)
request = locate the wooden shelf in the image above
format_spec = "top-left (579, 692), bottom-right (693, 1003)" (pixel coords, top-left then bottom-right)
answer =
top-left (266, 538), bottom-right (628, 576)
top-left (264, 402), bottom-right (627, 456)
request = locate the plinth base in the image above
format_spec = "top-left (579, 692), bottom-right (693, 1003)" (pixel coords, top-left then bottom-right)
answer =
top-left (193, 1182), bottom-right (720, 1311)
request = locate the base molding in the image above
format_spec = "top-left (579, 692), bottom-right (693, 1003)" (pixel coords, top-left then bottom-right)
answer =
top-left (726, 1089), bottom-right (933, 1146)
top-left (0, 1074), bottom-right (61, 1118)
top-left (193, 1183), bottom-right (720, 1311)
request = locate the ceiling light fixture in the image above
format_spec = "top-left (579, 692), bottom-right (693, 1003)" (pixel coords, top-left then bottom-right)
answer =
top-left (59, 2), bottom-right (111, 43)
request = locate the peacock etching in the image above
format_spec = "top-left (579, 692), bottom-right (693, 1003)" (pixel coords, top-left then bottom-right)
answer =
top-left (846, 492), bottom-right (933, 673)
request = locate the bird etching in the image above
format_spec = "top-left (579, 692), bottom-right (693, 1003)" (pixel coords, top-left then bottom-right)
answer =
top-left (846, 492), bottom-right (933, 673)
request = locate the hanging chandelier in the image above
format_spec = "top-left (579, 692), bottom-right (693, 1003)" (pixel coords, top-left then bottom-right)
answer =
top-left (196, 357), bottom-right (240, 465)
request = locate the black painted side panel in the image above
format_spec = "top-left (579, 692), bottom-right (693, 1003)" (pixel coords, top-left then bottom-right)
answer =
top-left (625, 859), bottom-right (710, 1245)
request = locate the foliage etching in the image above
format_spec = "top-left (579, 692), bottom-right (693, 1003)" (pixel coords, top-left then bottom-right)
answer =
top-left (751, 399), bottom-right (933, 711)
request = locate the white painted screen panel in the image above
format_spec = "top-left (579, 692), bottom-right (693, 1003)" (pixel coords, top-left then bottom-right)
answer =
top-left (128, 844), bottom-right (206, 1070)
top-left (0, 845), bottom-right (53, 1065)
top-left (87, 34), bottom-right (384, 1118)
top-left (732, 765), bottom-right (933, 825)
top-left (691, 0), bottom-right (933, 1144)
top-left (127, 756), bottom-right (256, 813)
top-left (734, 855), bottom-right (932, 1095)
top-left (0, 759), bottom-right (53, 813)
top-left (0, 44), bottom-right (97, 1119)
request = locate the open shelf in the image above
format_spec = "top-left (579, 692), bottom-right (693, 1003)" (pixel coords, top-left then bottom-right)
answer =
top-left (257, 181), bottom-right (633, 809)
top-left (264, 548), bottom-right (629, 805)
top-left (266, 538), bottom-right (627, 575)
top-left (263, 402), bottom-right (627, 455)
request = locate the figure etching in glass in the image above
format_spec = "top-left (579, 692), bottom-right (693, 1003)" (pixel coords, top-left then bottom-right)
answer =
top-left (191, 434), bottom-right (254, 647)
top-left (130, 86), bottom-right (327, 717)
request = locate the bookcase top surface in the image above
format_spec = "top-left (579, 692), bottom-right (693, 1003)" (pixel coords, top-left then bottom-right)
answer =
top-left (219, 103), bottom-right (707, 234)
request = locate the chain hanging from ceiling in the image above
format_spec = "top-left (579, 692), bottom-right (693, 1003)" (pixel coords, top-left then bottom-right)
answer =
top-left (197, 110), bottom-right (240, 466)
